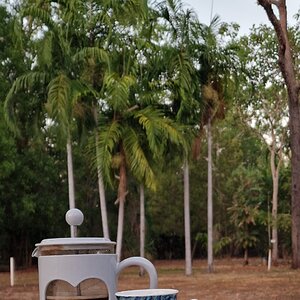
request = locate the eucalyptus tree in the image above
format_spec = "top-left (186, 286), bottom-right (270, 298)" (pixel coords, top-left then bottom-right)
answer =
top-left (154, 0), bottom-right (201, 275)
top-left (237, 24), bottom-right (290, 265)
top-left (212, 107), bottom-right (270, 257)
top-left (257, 0), bottom-right (300, 268)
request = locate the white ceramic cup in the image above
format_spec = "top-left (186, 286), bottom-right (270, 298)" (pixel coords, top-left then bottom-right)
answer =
top-left (115, 288), bottom-right (178, 300)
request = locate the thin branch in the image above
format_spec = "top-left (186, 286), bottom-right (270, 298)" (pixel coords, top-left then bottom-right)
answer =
top-left (257, 0), bottom-right (281, 32)
top-left (126, 105), bottom-right (139, 113)
top-left (269, 0), bottom-right (280, 7)
top-left (114, 191), bottom-right (129, 205)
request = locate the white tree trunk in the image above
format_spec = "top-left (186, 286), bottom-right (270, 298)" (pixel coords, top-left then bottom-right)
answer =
top-left (93, 107), bottom-right (110, 239)
top-left (116, 156), bottom-right (127, 262)
top-left (140, 184), bottom-right (145, 258)
top-left (270, 140), bottom-right (281, 264)
top-left (183, 160), bottom-right (192, 276)
top-left (207, 118), bottom-right (214, 273)
top-left (116, 198), bottom-right (125, 262)
top-left (95, 133), bottom-right (110, 239)
top-left (66, 135), bottom-right (76, 237)
top-left (271, 185), bottom-right (278, 263)
top-left (140, 184), bottom-right (145, 276)
top-left (97, 168), bottom-right (109, 239)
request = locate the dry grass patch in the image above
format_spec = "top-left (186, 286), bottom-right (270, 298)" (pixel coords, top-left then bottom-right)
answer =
top-left (1, 259), bottom-right (300, 299)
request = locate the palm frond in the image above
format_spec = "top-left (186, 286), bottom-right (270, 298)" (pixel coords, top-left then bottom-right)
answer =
top-left (4, 72), bottom-right (47, 133)
top-left (209, 15), bottom-right (222, 32)
top-left (21, 7), bottom-right (57, 32)
top-left (158, 117), bottom-right (188, 153)
top-left (123, 0), bottom-right (148, 21)
top-left (69, 79), bottom-right (95, 104)
top-left (73, 47), bottom-right (110, 70)
top-left (171, 50), bottom-right (193, 91)
top-left (37, 31), bottom-right (53, 68)
top-left (123, 127), bottom-right (156, 191)
top-left (104, 73), bottom-right (136, 112)
top-left (133, 107), bottom-right (188, 157)
top-left (12, 18), bottom-right (23, 50)
top-left (96, 120), bottom-right (122, 186)
top-left (91, 9), bottom-right (111, 30)
top-left (46, 73), bottom-right (72, 131)
top-left (133, 107), bottom-right (165, 155)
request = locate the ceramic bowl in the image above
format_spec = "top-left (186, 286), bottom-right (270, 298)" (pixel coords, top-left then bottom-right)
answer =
top-left (115, 289), bottom-right (178, 300)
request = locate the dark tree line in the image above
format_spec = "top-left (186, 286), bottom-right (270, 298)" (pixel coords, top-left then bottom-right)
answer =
top-left (0, 0), bottom-right (297, 269)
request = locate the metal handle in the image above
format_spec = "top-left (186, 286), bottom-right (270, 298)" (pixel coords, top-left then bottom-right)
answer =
top-left (116, 257), bottom-right (158, 289)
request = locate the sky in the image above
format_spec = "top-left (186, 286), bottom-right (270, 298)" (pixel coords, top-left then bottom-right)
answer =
top-left (183, 0), bottom-right (300, 35)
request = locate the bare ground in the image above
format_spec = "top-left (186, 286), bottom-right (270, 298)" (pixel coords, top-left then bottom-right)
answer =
top-left (1, 258), bottom-right (300, 299)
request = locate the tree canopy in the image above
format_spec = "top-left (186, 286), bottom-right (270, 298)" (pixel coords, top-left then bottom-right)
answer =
top-left (0, 0), bottom-right (297, 268)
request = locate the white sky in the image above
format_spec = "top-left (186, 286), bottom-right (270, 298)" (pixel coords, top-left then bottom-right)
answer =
top-left (183, 0), bottom-right (300, 35)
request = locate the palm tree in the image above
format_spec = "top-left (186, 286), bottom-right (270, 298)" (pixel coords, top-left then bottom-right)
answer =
top-left (4, 2), bottom-right (109, 237)
top-left (157, 0), bottom-right (201, 276)
top-left (96, 72), bottom-right (187, 260)
top-left (194, 16), bottom-right (240, 272)
top-left (139, 183), bottom-right (145, 266)
top-left (82, 0), bottom-right (187, 260)
top-left (67, 0), bottom-right (149, 239)
top-left (75, 3), bottom-right (113, 239)
top-left (90, 0), bottom-right (150, 239)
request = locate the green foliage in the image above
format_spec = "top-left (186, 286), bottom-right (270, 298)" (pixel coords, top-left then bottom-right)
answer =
top-left (214, 236), bottom-right (232, 256)
top-left (0, 0), bottom-right (294, 265)
top-left (95, 120), bottom-right (122, 186)
top-left (0, 126), bottom-right (69, 266)
top-left (227, 165), bottom-right (264, 253)
top-left (123, 127), bottom-right (156, 190)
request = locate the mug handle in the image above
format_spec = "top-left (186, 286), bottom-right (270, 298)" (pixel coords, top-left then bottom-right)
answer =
top-left (116, 256), bottom-right (158, 288)
top-left (32, 247), bottom-right (38, 257)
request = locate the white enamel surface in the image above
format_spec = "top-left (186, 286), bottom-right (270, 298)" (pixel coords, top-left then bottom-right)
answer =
top-left (38, 254), bottom-right (117, 300)
top-left (35, 237), bottom-right (115, 247)
top-left (35, 252), bottom-right (158, 300)
top-left (116, 289), bottom-right (178, 297)
top-left (65, 208), bottom-right (84, 226)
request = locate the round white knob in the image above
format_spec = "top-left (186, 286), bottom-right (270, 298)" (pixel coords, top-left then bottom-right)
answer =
top-left (65, 208), bottom-right (84, 226)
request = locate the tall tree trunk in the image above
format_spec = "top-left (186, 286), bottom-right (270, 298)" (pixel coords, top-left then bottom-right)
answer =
top-left (66, 134), bottom-right (76, 237)
top-left (93, 107), bottom-right (109, 239)
top-left (140, 184), bottom-right (145, 276)
top-left (183, 160), bottom-right (192, 276)
top-left (244, 248), bottom-right (249, 265)
top-left (271, 174), bottom-right (279, 265)
top-left (289, 91), bottom-right (300, 269)
top-left (116, 197), bottom-right (125, 262)
top-left (140, 184), bottom-right (145, 258)
top-left (270, 138), bottom-right (280, 265)
top-left (116, 146), bottom-right (127, 262)
top-left (183, 159), bottom-right (192, 276)
top-left (207, 118), bottom-right (214, 273)
top-left (96, 149), bottom-right (110, 239)
top-left (258, 0), bottom-right (300, 268)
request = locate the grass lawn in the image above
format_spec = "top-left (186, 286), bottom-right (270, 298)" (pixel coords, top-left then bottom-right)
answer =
top-left (0, 258), bottom-right (300, 299)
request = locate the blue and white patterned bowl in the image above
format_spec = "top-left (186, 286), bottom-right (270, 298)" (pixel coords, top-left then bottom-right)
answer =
top-left (115, 289), bottom-right (178, 300)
